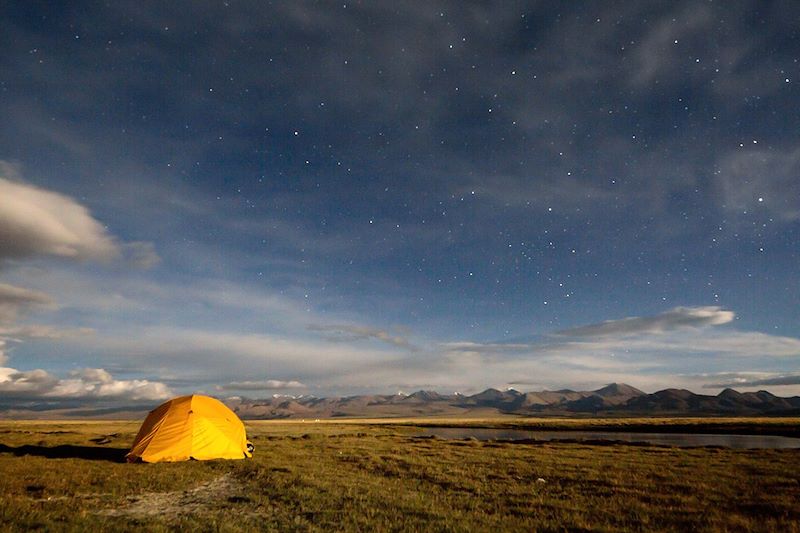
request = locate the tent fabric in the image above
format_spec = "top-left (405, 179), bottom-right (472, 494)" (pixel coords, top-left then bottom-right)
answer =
top-left (127, 395), bottom-right (252, 463)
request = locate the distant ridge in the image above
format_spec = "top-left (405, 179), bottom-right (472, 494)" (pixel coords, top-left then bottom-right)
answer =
top-left (225, 383), bottom-right (800, 419)
top-left (3, 383), bottom-right (798, 419)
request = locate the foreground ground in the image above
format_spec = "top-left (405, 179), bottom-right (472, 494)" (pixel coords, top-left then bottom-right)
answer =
top-left (1, 418), bottom-right (799, 532)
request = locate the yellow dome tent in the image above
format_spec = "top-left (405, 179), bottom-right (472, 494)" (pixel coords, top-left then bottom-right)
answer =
top-left (127, 395), bottom-right (253, 463)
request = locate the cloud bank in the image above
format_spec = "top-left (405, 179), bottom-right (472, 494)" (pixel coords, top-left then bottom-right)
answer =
top-left (0, 366), bottom-right (171, 401)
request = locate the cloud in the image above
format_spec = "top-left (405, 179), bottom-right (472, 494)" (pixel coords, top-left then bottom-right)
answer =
top-left (0, 367), bottom-right (57, 394)
top-left (556, 306), bottom-right (735, 338)
top-left (0, 170), bottom-right (119, 262)
top-left (540, 330), bottom-right (800, 361)
top-left (440, 342), bottom-right (534, 352)
top-left (0, 165), bottom-right (160, 267)
top-left (0, 326), bottom-right (93, 366)
top-left (0, 283), bottom-right (55, 324)
top-left (0, 170), bottom-right (157, 375)
top-left (217, 379), bottom-right (306, 391)
top-left (309, 324), bottom-right (417, 350)
top-left (0, 283), bottom-right (92, 369)
top-left (436, 311), bottom-right (797, 378)
top-left (702, 373), bottom-right (800, 388)
top-left (122, 241), bottom-right (161, 269)
top-left (672, 331), bottom-right (800, 358)
top-left (439, 341), bottom-right (535, 359)
top-left (0, 282), bottom-right (63, 365)
top-left (631, 3), bottom-right (714, 85)
top-left (0, 340), bottom-right (8, 366)
top-left (65, 325), bottom-right (403, 384)
top-left (0, 366), bottom-right (171, 400)
top-left (716, 147), bottom-right (800, 222)
top-left (53, 310), bottom-right (796, 396)
top-left (0, 324), bottom-right (94, 339)
top-left (420, 317), bottom-right (800, 394)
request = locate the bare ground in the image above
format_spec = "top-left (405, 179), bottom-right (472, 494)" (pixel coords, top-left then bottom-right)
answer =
top-left (99, 474), bottom-right (253, 520)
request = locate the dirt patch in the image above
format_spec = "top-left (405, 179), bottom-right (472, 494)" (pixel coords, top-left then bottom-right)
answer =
top-left (99, 474), bottom-right (253, 519)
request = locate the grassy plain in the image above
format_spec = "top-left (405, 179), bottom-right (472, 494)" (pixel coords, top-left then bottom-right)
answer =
top-left (1, 418), bottom-right (799, 532)
top-left (306, 416), bottom-right (800, 437)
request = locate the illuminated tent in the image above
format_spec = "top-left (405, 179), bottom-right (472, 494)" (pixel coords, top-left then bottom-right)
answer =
top-left (127, 395), bottom-right (253, 463)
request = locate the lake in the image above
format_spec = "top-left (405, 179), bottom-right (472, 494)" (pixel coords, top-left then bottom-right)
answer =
top-left (418, 427), bottom-right (800, 449)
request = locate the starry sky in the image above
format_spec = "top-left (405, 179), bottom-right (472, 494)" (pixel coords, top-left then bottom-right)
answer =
top-left (1, 1), bottom-right (799, 405)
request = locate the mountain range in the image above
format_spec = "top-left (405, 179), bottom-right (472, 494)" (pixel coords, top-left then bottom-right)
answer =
top-left (226, 383), bottom-right (800, 419)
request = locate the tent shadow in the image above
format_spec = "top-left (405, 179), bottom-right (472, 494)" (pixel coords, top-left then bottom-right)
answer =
top-left (0, 443), bottom-right (128, 463)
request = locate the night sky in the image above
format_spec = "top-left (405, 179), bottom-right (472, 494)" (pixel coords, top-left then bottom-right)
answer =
top-left (1, 1), bottom-right (799, 404)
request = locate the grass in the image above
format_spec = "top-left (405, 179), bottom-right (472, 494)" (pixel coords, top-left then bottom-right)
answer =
top-left (301, 416), bottom-right (800, 437)
top-left (1, 418), bottom-right (799, 531)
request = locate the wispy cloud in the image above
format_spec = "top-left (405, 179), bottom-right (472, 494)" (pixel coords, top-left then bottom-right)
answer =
top-left (65, 326), bottom-right (402, 382)
top-left (0, 324), bottom-right (93, 339)
top-left (217, 379), bottom-right (306, 391)
top-left (0, 283), bottom-right (55, 323)
top-left (440, 341), bottom-right (535, 352)
top-left (630, 3), bottom-right (714, 85)
top-left (555, 307), bottom-right (735, 338)
top-left (539, 330), bottom-right (800, 361)
top-left (309, 324), bottom-right (418, 350)
top-left (0, 325), bottom-right (94, 366)
top-left (122, 241), bottom-right (161, 269)
top-left (702, 373), bottom-right (800, 388)
top-left (0, 283), bottom-right (58, 364)
top-left (716, 147), bottom-right (800, 222)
